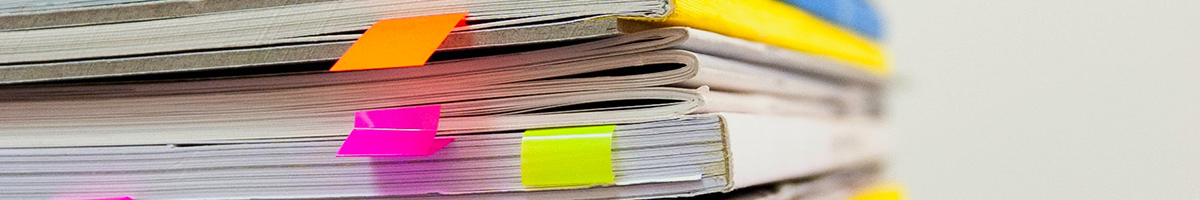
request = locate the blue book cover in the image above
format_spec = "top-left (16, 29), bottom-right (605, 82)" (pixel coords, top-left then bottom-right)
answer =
top-left (781, 0), bottom-right (885, 39)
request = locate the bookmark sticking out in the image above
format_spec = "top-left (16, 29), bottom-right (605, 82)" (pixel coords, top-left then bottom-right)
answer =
top-left (64, 197), bottom-right (132, 200)
top-left (337, 105), bottom-right (454, 157)
top-left (520, 125), bottom-right (616, 187)
top-left (329, 13), bottom-right (468, 72)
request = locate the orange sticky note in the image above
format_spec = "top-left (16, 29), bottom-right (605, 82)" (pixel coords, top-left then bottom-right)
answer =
top-left (329, 13), bottom-right (467, 72)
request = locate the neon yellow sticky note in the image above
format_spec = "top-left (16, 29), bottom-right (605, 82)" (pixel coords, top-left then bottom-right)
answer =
top-left (521, 125), bottom-right (616, 187)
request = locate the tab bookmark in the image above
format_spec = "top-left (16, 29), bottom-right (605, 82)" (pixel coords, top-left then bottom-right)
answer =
top-left (521, 125), bottom-right (617, 187)
top-left (329, 13), bottom-right (468, 72)
top-left (61, 197), bottom-right (133, 200)
top-left (337, 105), bottom-right (453, 157)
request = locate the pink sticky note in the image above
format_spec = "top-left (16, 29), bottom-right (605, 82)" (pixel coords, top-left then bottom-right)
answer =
top-left (338, 105), bottom-right (452, 157)
top-left (354, 105), bottom-right (441, 129)
top-left (65, 197), bottom-right (133, 200)
top-left (338, 129), bottom-right (454, 156)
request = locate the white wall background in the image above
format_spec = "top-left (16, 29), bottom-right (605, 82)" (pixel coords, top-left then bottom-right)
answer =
top-left (876, 0), bottom-right (1200, 199)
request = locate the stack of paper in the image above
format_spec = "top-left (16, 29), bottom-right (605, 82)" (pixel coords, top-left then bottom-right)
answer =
top-left (0, 0), bottom-right (901, 199)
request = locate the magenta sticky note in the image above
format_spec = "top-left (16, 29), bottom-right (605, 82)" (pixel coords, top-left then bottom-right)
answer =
top-left (337, 129), bottom-right (454, 156)
top-left (67, 197), bottom-right (133, 200)
top-left (338, 105), bottom-right (451, 157)
top-left (353, 105), bottom-right (441, 129)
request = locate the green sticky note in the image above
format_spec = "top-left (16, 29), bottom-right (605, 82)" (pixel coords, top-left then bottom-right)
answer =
top-left (521, 125), bottom-right (616, 187)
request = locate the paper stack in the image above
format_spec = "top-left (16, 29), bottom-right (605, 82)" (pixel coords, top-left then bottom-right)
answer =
top-left (0, 0), bottom-right (900, 199)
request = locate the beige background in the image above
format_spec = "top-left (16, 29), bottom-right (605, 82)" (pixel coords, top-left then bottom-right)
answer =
top-left (877, 0), bottom-right (1200, 199)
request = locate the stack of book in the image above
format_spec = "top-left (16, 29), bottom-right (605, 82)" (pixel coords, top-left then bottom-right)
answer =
top-left (0, 0), bottom-right (900, 199)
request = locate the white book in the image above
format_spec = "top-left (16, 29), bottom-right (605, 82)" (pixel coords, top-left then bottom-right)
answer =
top-left (0, 28), bottom-right (881, 147)
top-left (0, 114), bottom-right (892, 200)
top-left (0, 0), bottom-right (670, 63)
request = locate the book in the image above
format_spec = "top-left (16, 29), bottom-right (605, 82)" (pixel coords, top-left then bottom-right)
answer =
top-left (1, 27), bottom-right (882, 147)
top-left (685, 161), bottom-right (886, 200)
top-left (0, 0), bottom-right (668, 64)
top-left (0, 0), bottom-right (886, 83)
top-left (0, 114), bottom-right (891, 199)
top-left (780, 0), bottom-right (885, 39)
top-left (0, 17), bottom-right (629, 84)
top-left (633, 0), bottom-right (887, 74)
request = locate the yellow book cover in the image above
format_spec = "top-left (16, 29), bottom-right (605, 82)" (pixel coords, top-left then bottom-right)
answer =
top-left (631, 0), bottom-right (888, 75)
top-left (848, 181), bottom-right (906, 200)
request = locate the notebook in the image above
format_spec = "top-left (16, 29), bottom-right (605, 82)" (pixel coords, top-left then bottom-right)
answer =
top-left (0, 16), bottom-right (629, 84)
top-left (0, 0), bottom-right (885, 83)
top-left (0, 113), bottom-right (891, 199)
